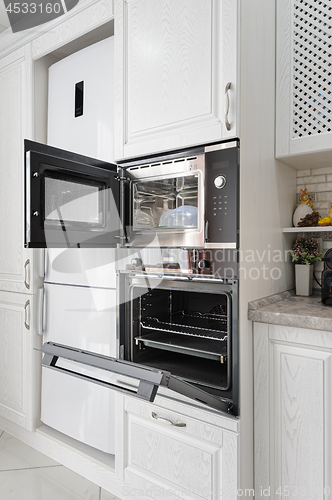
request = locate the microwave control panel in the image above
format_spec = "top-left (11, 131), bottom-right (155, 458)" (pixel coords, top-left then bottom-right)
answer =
top-left (205, 143), bottom-right (239, 247)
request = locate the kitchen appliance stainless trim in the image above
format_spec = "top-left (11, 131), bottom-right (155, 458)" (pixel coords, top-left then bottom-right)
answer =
top-left (25, 140), bottom-right (239, 250)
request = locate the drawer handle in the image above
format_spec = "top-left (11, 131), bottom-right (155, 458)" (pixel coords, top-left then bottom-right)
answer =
top-left (151, 412), bottom-right (186, 427)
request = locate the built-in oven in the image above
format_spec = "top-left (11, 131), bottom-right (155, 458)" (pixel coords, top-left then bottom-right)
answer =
top-left (25, 140), bottom-right (239, 249)
top-left (119, 272), bottom-right (239, 415)
top-left (41, 271), bottom-right (238, 416)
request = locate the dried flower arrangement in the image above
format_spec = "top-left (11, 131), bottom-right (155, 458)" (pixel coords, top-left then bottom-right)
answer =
top-left (291, 237), bottom-right (321, 266)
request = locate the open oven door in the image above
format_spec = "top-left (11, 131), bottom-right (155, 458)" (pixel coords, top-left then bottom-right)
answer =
top-left (25, 140), bottom-right (122, 248)
top-left (41, 342), bottom-right (234, 415)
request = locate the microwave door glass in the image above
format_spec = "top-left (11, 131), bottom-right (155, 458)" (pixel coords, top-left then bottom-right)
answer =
top-left (25, 141), bottom-right (120, 248)
top-left (44, 175), bottom-right (105, 227)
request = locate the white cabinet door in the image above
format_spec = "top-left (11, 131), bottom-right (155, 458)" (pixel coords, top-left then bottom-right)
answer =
top-left (0, 45), bottom-right (34, 293)
top-left (114, 0), bottom-right (238, 160)
top-left (276, 0), bottom-right (332, 170)
top-left (0, 291), bottom-right (40, 431)
top-left (116, 395), bottom-right (239, 500)
top-left (254, 323), bottom-right (332, 500)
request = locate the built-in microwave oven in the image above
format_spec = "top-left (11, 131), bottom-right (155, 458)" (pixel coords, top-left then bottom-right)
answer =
top-left (25, 139), bottom-right (239, 249)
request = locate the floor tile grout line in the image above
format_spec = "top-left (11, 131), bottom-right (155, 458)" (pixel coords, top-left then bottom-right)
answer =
top-left (0, 464), bottom-right (63, 473)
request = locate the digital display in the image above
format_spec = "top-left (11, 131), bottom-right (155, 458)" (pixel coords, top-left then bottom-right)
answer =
top-left (212, 160), bottom-right (229, 170)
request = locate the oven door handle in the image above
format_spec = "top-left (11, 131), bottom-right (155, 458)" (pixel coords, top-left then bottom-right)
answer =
top-left (40, 342), bottom-right (233, 414)
top-left (40, 342), bottom-right (166, 403)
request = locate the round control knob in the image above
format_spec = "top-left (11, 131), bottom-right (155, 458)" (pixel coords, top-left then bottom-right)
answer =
top-left (198, 259), bottom-right (211, 270)
top-left (131, 258), bottom-right (143, 268)
top-left (214, 175), bottom-right (226, 189)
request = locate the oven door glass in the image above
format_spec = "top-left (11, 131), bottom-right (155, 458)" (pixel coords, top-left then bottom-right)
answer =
top-left (25, 140), bottom-right (121, 248)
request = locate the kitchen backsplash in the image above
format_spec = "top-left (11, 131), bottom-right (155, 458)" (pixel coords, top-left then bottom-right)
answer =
top-left (297, 167), bottom-right (332, 217)
top-left (297, 168), bottom-right (332, 288)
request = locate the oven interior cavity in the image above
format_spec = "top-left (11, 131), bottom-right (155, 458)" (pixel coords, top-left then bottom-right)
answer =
top-left (130, 287), bottom-right (232, 400)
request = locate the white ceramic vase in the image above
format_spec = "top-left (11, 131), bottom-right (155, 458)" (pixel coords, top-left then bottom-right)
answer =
top-left (295, 264), bottom-right (313, 296)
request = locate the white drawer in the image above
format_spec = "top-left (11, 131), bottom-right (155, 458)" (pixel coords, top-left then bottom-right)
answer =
top-left (116, 395), bottom-right (239, 500)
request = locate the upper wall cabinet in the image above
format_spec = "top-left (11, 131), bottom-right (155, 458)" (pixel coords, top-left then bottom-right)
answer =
top-left (276, 0), bottom-right (332, 170)
top-left (114, 0), bottom-right (238, 160)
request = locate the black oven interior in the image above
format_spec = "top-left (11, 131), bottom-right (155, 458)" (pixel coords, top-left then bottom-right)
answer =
top-left (124, 281), bottom-right (235, 404)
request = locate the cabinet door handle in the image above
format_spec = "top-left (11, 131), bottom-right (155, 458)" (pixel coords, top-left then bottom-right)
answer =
top-left (37, 287), bottom-right (45, 336)
top-left (151, 411), bottom-right (186, 427)
top-left (24, 300), bottom-right (30, 330)
top-left (24, 259), bottom-right (30, 289)
top-left (225, 82), bottom-right (231, 131)
top-left (37, 249), bottom-right (45, 279)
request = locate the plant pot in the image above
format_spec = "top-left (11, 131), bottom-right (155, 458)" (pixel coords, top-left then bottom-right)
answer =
top-left (295, 264), bottom-right (313, 296)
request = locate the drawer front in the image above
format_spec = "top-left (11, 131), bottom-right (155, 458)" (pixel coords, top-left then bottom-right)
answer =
top-left (119, 397), bottom-right (238, 500)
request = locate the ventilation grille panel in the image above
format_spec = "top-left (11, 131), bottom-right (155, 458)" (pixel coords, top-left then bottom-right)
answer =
top-left (292, 0), bottom-right (332, 138)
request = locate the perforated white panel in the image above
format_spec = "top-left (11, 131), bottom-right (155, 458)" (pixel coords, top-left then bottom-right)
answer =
top-left (292, 0), bottom-right (332, 138)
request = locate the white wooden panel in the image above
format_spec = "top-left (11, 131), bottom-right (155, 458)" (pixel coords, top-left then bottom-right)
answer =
top-left (126, 0), bottom-right (212, 135)
top-left (0, 293), bottom-right (29, 427)
top-left (276, 0), bottom-right (332, 168)
top-left (271, 342), bottom-right (332, 499)
top-left (275, 0), bottom-right (291, 157)
top-left (0, 45), bottom-right (32, 292)
top-left (0, 302), bottom-right (24, 412)
top-left (114, 0), bottom-right (238, 160)
top-left (253, 322), bottom-right (270, 498)
top-left (221, 431), bottom-right (238, 500)
top-left (121, 395), bottom-right (239, 500)
top-left (269, 324), bottom-right (332, 350)
top-left (127, 416), bottom-right (217, 498)
top-left (31, 0), bottom-right (113, 59)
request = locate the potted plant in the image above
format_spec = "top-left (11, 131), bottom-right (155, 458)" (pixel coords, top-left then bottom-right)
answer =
top-left (291, 237), bottom-right (321, 296)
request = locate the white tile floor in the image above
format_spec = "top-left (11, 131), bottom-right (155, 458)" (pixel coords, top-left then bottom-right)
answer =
top-left (0, 430), bottom-right (119, 500)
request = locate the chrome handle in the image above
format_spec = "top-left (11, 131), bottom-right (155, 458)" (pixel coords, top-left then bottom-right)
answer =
top-left (37, 287), bottom-right (45, 336)
top-left (37, 249), bottom-right (45, 279)
top-left (225, 82), bottom-right (231, 131)
top-left (205, 220), bottom-right (209, 242)
top-left (151, 412), bottom-right (186, 427)
top-left (24, 259), bottom-right (30, 289)
top-left (24, 300), bottom-right (30, 330)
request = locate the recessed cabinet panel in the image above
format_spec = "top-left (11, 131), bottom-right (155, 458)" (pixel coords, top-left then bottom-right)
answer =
top-left (273, 344), bottom-right (325, 498)
top-left (114, 0), bottom-right (238, 159)
top-left (0, 291), bottom-right (37, 431)
top-left (119, 396), bottom-right (239, 500)
top-left (0, 47), bottom-right (32, 289)
top-left (254, 324), bottom-right (332, 500)
top-left (127, 0), bottom-right (212, 134)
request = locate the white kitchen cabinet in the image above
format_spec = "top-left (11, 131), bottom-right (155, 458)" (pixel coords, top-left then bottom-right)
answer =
top-left (276, 0), bottom-right (332, 170)
top-left (114, 0), bottom-right (238, 160)
top-left (115, 394), bottom-right (239, 500)
top-left (254, 322), bottom-right (332, 500)
top-left (0, 45), bottom-right (35, 293)
top-left (0, 291), bottom-right (41, 432)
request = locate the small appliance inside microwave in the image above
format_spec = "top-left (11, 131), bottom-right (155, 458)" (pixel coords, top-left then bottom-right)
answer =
top-left (25, 139), bottom-right (239, 249)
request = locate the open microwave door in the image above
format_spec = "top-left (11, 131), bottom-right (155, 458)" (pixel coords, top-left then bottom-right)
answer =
top-left (25, 140), bottom-right (121, 248)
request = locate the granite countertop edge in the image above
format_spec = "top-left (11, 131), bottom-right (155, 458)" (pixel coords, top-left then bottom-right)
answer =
top-left (248, 289), bottom-right (332, 332)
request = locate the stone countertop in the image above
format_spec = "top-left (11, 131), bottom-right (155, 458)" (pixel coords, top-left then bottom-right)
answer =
top-left (248, 290), bottom-right (332, 332)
